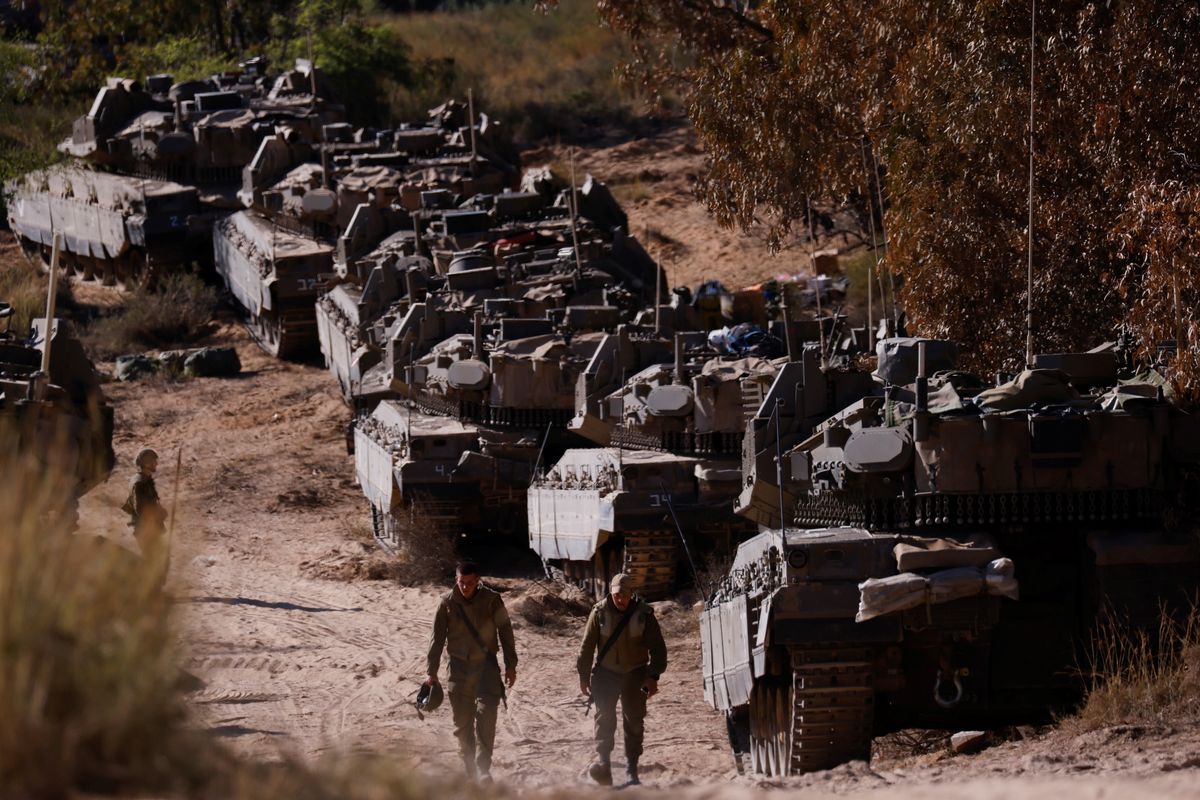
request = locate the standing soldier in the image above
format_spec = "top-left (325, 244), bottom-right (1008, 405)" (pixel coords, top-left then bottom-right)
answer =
top-left (577, 573), bottom-right (668, 786)
top-left (123, 447), bottom-right (166, 552)
top-left (425, 561), bottom-right (518, 783)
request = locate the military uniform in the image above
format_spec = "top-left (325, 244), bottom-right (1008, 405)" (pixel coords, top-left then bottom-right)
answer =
top-left (426, 585), bottom-right (517, 778)
top-left (577, 594), bottom-right (668, 776)
top-left (123, 472), bottom-right (165, 549)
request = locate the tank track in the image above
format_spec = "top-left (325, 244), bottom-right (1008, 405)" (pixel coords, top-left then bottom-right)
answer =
top-left (621, 530), bottom-right (677, 599)
top-left (748, 646), bottom-right (874, 776)
top-left (22, 237), bottom-right (151, 290)
top-left (789, 646), bottom-right (874, 773)
top-left (245, 307), bottom-right (316, 359)
top-left (552, 531), bottom-right (679, 601)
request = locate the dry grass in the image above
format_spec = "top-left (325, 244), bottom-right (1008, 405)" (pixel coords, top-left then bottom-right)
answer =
top-left (0, 422), bottom-right (509, 798)
top-left (0, 431), bottom-right (207, 797)
top-left (377, 0), bottom-right (651, 141)
top-left (1069, 602), bottom-right (1200, 731)
top-left (84, 273), bottom-right (216, 359)
top-left (0, 253), bottom-right (69, 335)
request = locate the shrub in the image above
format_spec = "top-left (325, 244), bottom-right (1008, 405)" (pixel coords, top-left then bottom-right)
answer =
top-left (0, 439), bottom-right (200, 796)
top-left (0, 255), bottom-right (74, 336)
top-left (85, 273), bottom-right (217, 359)
top-left (1070, 602), bottom-right (1200, 731)
top-left (378, 0), bottom-right (653, 141)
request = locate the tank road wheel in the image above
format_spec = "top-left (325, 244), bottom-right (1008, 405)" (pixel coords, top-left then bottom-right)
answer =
top-left (18, 236), bottom-right (41, 266)
top-left (117, 248), bottom-right (151, 291)
top-left (748, 680), bottom-right (792, 776)
top-left (789, 647), bottom-right (875, 774)
top-left (245, 310), bottom-right (284, 358)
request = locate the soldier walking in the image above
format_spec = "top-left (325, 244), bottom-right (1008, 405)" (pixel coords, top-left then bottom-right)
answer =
top-left (425, 561), bottom-right (518, 782)
top-left (577, 573), bottom-right (668, 786)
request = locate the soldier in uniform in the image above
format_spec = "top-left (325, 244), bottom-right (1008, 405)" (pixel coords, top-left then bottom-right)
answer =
top-left (122, 448), bottom-right (166, 551)
top-left (577, 573), bottom-right (668, 786)
top-left (424, 560), bottom-right (518, 782)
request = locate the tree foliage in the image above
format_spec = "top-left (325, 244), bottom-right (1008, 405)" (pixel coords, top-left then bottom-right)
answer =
top-left (559, 0), bottom-right (1200, 398)
top-left (30, 0), bottom-right (411, 123)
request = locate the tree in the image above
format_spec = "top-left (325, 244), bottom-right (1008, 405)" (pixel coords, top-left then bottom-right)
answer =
top-left (550, 1), bottom-right (1200, 399)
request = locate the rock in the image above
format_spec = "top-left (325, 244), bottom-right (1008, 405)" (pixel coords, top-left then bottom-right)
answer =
top-left (114, 353), bottom-right (156, 381)
top-left (950, 730), bottom-right (988, 754)
top-left (190, 555), bottom-right (217, 568)
top-left (156, 349), bottom-right (189, 373)
top-left (184, 346), bottom-right (241, 377)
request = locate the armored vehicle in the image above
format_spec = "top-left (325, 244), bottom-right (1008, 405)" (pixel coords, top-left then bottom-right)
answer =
top-left (228, 99), bottom-right (525, 359)
top-left (0, 303), bottom-right (115, 511)
top-left (702, 338), bottom-right (1200, 776)
top-left (6, 167), bottom-right (207, 287)
top-left (354, 401), bottom-right (538, 548)
top-left (316, 166), bottom-right (658, 404)
top-left (8, 59), bottom-right (340, 284)
top-left (355, 314), bottom-right (612, 546)
top-left (58, 59), bottom-right (340, 188)
top-left (528, 328), bottom-right (790, 598)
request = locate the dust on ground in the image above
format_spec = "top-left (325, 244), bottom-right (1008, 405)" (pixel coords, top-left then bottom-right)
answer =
top-left (22, 124), bottom-right (1194, 799)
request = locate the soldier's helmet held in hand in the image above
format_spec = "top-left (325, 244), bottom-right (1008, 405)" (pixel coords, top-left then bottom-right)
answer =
top-left (416, 682), bottom-right (444, 713)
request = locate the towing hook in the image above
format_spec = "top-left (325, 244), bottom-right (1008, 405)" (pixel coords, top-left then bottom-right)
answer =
top-left (933, 667), bottom-right (968, 708)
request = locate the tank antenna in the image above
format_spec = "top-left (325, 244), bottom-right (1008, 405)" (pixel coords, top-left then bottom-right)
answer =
top-left (568, 149), bottom-right (584, 282)
top-left (652, 229), bottom-right (663, 336)
top-left (529, 421), bottom-right (554, 486)
top-left (774, 398), bottom-right (787, 532)
top-left (1025, 0), bottom-right (1037, 369)
top-left (859, 135), bottom-right (879, 352)
top-left (806, 194), bottom-right (828, 369)
top-left (467, 88), bottom-right (479, 179)
top-left (658, 480), bottom-right (708, 603)
top-left (869, 142), bottom-right (896, 333)
top-left (36, 233), bottom-right (63, 400)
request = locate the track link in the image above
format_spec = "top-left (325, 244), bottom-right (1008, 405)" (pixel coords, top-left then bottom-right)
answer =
top-left (789, 646), bottom-right (874, 773)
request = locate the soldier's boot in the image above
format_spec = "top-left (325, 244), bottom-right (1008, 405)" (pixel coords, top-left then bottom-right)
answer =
top-left (625, 759), bottom-right (640, 786)
top-left (588, 759), bottom-right (613, 786)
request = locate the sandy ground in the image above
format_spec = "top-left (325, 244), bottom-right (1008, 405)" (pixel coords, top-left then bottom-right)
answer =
top-left (525, 125), bottom-right (866, 293)
top-left (4, 121), bottom-right (1195, 797)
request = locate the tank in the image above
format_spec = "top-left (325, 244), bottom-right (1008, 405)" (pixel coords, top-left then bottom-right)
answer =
top-left (354, 401), bottom-right (538, 548)
top-left (8, 59), bottom-right (340, 285)
top-left (227, 99), bottom-right (525, 359)
top-left (316, 168), bottom-right (661, 404)
top-left (6, 167), bottom-right (206, 287)
top-left (354, 320), bottom-right (608, 547)
top-left (701, 338), bottom-right (1200, 776)
top-left (0, 303), bottom-right (115, 514)
top-left (58, 59), bottom-right (340, 188)
top-left (529, 328), bottom-right (792, 599)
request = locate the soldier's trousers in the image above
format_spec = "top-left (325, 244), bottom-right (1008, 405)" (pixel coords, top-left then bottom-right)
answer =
top-left (591, 665), bottom-right (647, 764)
top-left (447, 656), bottom-right (503, 775)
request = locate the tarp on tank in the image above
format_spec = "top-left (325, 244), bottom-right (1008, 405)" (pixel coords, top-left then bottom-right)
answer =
top-left (855, 558), bottom-right (1018, 622)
